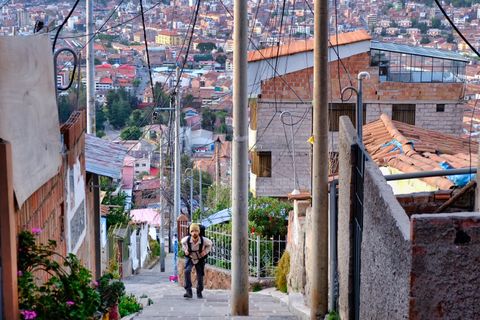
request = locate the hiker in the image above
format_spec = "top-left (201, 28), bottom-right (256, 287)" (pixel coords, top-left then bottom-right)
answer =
top-left (181, 223), bottom-right (212, 299)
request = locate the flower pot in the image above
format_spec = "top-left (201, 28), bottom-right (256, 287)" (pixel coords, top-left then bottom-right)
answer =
top-left (102, 313), bottom-right (110, 320)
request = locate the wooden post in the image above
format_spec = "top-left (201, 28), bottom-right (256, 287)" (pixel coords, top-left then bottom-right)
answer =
top-left (0, 141), bottom-right (19, 319)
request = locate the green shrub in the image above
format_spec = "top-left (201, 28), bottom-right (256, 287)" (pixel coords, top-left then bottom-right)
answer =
top-left (118, 294), bottom-right (142, 317)
top-left (275, 251), bottom-right (290, 293)
top-left (149, 239), bottom-right (160, 257)
top-left (326, 310), bottom-right (340, 320)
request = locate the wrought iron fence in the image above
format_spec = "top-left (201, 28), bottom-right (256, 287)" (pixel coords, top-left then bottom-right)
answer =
top-left (178, 221), bottom-right (286, 278)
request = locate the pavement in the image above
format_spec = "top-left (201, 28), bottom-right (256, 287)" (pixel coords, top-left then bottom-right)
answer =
top-left (123, 253), bottom-right (307, 319)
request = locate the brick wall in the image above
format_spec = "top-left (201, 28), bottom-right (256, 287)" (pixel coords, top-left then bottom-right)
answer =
top-left (15, 110), bottom-right (92, 268)
top-left (410, 213), bottom-right (480, 319)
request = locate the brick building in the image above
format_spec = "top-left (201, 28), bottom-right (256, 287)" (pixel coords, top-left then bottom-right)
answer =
top-left (247, 30), bottom-right (469, 197)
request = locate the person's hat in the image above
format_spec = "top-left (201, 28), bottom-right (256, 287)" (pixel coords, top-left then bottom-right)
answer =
top-left (189, 223), bottom-right (200, 232)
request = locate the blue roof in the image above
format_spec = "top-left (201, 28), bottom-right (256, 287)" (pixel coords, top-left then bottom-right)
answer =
top-left (201, 208), bottom-right (232, 227)
top-left (371, 41), bottom-right (469, 62)
top-left (85, 134), bottom-right (128, 179)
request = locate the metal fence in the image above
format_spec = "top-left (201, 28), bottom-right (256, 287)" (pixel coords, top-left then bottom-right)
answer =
top-left (179, 221), bottom-right (286, 278)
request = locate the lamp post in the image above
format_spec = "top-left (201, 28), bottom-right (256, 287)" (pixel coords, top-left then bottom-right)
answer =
top-left (341, 71), bottom-right (370, 143)
top-left (280, 111), bottom-right (300, 195)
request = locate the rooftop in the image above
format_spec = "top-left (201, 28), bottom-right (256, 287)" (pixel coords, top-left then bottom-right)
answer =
top-left (85, 134), bottom-right (127, 179)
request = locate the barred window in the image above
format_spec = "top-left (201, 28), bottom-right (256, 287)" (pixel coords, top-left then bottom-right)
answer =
top-left (392, 104), bottom-right (415, 125)
top-left (329, 103), bottom-right (366, 131)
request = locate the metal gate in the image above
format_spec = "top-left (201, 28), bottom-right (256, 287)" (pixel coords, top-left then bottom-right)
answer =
top-left (352, 143), bottom-right (365, 320)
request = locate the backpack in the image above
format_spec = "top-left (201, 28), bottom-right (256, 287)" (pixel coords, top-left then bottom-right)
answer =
top-left (187, 224), bottom-right (207, 259)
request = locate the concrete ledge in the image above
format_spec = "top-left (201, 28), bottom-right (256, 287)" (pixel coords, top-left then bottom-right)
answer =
top-left (258, 289), bottom-right (310, 320)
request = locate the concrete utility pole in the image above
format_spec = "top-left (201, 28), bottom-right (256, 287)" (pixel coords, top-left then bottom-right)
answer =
top-left (215, 137), bottom-right (221, 186)
top-left (311, 0), bottom-right (329, 317)
top-left (159, 132), bottom-right (165, 272)
top-left (174, 67), bottom-right (181, 231)
top-left (231, 0), bottom-right (249, 313)
top-left (86, 0), bottom-right (95, 134)
top-left (199, 169), bottom-right (203, 218)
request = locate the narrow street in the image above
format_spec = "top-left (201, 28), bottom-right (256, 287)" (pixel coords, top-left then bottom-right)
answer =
top-left (123, 254), bottom-right (299, 319)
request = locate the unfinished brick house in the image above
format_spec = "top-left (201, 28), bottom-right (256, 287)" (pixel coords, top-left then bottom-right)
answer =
top-left (247, 30), bottom-right (469, 197)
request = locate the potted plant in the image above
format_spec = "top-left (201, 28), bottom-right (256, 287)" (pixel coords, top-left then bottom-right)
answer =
top-left (97, 273), bottom-right (125, 320)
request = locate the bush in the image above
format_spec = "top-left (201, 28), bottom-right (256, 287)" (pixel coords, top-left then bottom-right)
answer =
top-left (149, 239), bottom-right (160, 257)
top-left (118, 294), bottom-right (142, 317)
top-left (17, 230), bottom-right (101, 320)
top-left (97, 273), bottom-right (125, 313)
top-left (275, 251), bottom-right (290, 293)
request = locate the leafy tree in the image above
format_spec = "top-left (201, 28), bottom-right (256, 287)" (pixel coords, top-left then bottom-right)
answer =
top-left (201, 108), bottom-right (216, 131)
top-left (102, 192), bottom-right (130, 228)
top-left (128, 109), bottom-right (144, 127)
top-left (132, 78), bottom-right (141, 88)
top-left (431, 17), bottom-right (442, 29)
top-left (215, 54), bottom-right (227, 65)
top-left (418, 22), bottom-right (428, 34)
top-left (205, 184), bottom-right (231, 214)
top-left (120, 126), bottom-right (142, 140)
top-left (105, 89), bottom-right (137, 129)
top-left (58, 95), bottom-right (74, 123)
top-left (446, 33), bottom-right (455, 43)
top-left (182, 94), bottom-right (195, 107)
top-left (248, 197), bottom-right (292, 237)
top-left (96, 106), bottom-right (107, 131)
top-left (94, 58), bottom-right (102, 65)
top-left (96, 130), bottom-right (106, 138)
top-left (420, 36), bottom-right (431, 44)
top-left (197, 42), bottom-right (217, 53)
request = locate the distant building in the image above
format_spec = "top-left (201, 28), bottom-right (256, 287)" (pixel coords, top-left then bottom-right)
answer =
top-left (155, 30), bottom-right (183, 46)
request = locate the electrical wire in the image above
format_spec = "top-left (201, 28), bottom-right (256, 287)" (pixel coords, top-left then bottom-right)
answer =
top-left (52, 0), bottom-right (81, 52)
top-left (139, 0), bottom-right (155, 103)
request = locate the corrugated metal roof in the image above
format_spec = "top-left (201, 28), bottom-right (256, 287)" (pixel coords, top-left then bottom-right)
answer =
top-left (247, 30), bottom-right (371, 62)
top-left (85, 134), bottom-right (128, 179)
top-left (370, 41), bottom-right (469, 62)
top-left (201, 208), bottom-right (231, 227)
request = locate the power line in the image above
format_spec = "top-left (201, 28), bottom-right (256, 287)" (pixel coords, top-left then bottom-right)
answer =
top-left (52, 0), bottom-right (81, 52)
top-left (139, 0), bottom-right (155, 102)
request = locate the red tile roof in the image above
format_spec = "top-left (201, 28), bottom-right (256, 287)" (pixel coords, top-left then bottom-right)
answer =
top-left (247, 30), bottom-right (371, 62)
top-left (363, 114), bottom-right (478, 190)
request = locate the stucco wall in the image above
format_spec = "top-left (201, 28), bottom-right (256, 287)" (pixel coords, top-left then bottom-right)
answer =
top-left (360, 160), bottom-right (411, 320)
top-left (410, 213), bottom-right (480, 319)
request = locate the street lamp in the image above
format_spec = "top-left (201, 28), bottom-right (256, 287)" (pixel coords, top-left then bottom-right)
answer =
top-left (280, 111), bottom-right (300, 195)
top-left (340, 71), bottom-right (370, 143)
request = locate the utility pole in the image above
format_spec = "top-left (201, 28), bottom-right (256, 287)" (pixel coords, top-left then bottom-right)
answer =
top-left (159, 131), bottom-right (165, 272)
top-left (231, 0), bottom-right (249, 313)
top-left (86, 0), bottom-right (95, 134)
top-left (199, 169), bottom-right (203, 218)
top-left (215, 137), bottom-right (221, 206)
top-left (311, 0), bottom-right (329, 317)
top-left (174, 66), bottom-right (181, 232)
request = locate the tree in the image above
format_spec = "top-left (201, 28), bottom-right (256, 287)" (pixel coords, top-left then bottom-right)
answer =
top-left (128, 109), bottom-right (144, 127)
top-left (96, 106), bottom-right (107, 131)
top-left (418, 22), bottom-right (428, 34)
top-left (446, 33), bottom-right (455, 43)
top-left (215, 54), bottom-right (227, 65)
top-left (420, 36), bottom-right (431, 44)
top-left (201, 108), bottom-right (216, 131)
top-left (105, 89), bottom-right (137, 129)
top-left (431, 17), bottom-right (442, 29)
top-left (197, 42), bottom-right (217, 53)
top-left (120, 126), bottom-right (142, 140)
top-left (58, 95), bottom-right (74, 123)
top-left (205, 184), bottom-right (231, 213)
top-left (182, 94), bottom-right (195, 107)
top-left (248, 197), bottom-right (292, 237)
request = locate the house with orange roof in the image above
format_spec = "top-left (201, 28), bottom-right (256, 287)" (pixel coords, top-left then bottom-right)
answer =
top-left (248, 30), bottom-right (469, 197)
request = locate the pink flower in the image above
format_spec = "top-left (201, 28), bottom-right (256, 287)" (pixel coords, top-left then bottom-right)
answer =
top-left (66, 301), bottom-right (75, 307)
top-left (17, 270), bottom-right (23, 276)
top-left (31, 228), bottom-right (42, 235)
top-left (20, 310), bottom-right (37, 319)
top-left (91, 280), bottom-right (98, 287)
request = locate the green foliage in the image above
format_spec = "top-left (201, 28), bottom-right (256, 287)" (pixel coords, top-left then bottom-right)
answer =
top-left (420, 36), bottom-right (431, 44)
top-left (105, 89), bottom-right (138, 129)
top-left (58, 95), bottom-right (75, 123)
top-left (248, 197), bottom-right (292, 237)
top-left (197, 42), bottom-right (217, 53)
top-left (326, 310), bottom-right (340, 320)
top-left (431, 17), bottom-right (442, 29)
top-left (119, 294), bottom-right (142, 317)
top-left (149, 239), bottom-right (160, 257)
top-left (275, 251), bottom-right (290, 293)
top-left (446, 33), bottom-right (455, 43)
top-left (194, 54), bottom-right (213, 62)
top-left (128, 109), bottom-right (144, 127)
top-left (205, 184), bottom-right (231, 213)
top-left (215, 54), bottom-right (227, 65)
top-left (201, 108), bottom-right (216, 130)
top-left (251, 282), bottom-right (263, 292)
top-left (97, 273), bottom-right (125, 313)
top-left (120, 126), bottom-right (142, 140)
top-left (96, 130), bottom-right (106, 138)
top-left (96, 107), bottom-right (107, 131)
top-left (102, 192), bottom-right (130, 228)
top-left (17, 230), bottom-right (101, 320)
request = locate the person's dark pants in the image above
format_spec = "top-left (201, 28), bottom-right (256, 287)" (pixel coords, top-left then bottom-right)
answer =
top-left (184, 257), bottom-right (205, 293)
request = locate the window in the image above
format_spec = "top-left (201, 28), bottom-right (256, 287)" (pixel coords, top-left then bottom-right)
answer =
top-left (251, 151), bottom-right (271, 177)
top-left (392, 104), bottom-right (415, 125)
top-left (436, 104), bottom-right (445, 112)
top-left (328, 103), bottom-right (366, 131)
top-left (135, 163), bottom-right (139, 167)
top-left (142, 163), bottom-right (147, 167)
